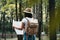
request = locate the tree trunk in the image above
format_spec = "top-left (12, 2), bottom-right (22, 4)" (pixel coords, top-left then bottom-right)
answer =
top-left (2, 0), bottom-right (6, 40)
top-left (19, 0), bottom-right (23, 21)
top-left (36, 0), bottom-right (43, 40)
top-left (15, 0), bottom-right (18, 21)
top-left (49, 0), bottom-right (57, 40)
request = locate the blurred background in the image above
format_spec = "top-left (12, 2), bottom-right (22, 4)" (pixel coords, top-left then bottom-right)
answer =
top-left (0, 0), bottom-right (60, 40)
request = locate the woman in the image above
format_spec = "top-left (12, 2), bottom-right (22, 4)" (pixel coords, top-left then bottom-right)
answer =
top-left (21, 8), bottom-right (35, 40)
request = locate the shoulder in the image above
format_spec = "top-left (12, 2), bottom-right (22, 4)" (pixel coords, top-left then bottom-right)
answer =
top-left (22, 18), bottom-right (27, 23)
top-left (22, 18), bottom-right (26, 21)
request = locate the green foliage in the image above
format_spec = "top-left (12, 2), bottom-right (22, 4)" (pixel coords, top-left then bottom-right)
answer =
top-left (22, 0), bottom-right (41, 7)
top-left (7, 0), bottom-right (15, 4)
top-left (56, 0), bottom-right (60, 7)
top-left (55, 0), bottom-right (60, 26)
top-left (27, 0), bottom-right (41, 7)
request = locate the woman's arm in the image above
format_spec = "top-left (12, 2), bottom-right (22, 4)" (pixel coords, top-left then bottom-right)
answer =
top-left (13, 26), bottom-right (22, 30)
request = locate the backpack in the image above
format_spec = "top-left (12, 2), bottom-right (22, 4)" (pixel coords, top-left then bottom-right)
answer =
top-left (26, 18), bottom-right (38, 35)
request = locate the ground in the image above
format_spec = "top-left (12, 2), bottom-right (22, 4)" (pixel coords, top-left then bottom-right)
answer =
top-left (0, 34), bottom-right (60, 40)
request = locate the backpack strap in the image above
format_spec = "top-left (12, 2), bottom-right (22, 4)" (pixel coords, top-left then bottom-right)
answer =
top-left (26, 18), bottom-right (30, 27)
top-left (25, 18), bottom-right (30, 36)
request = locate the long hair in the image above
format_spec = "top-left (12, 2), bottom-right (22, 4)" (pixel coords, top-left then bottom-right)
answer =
top-left (24, 13), bottom-right (32, 18)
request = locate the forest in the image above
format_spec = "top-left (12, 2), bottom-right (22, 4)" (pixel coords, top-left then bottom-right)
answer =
top-left (0, 0), bottom-right (60, 40)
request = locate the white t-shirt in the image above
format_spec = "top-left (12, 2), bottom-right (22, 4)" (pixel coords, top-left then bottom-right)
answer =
top-left (22, 17), bottom-right (33, 32)
top-left (22, 17), bottom-right (38, 33)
